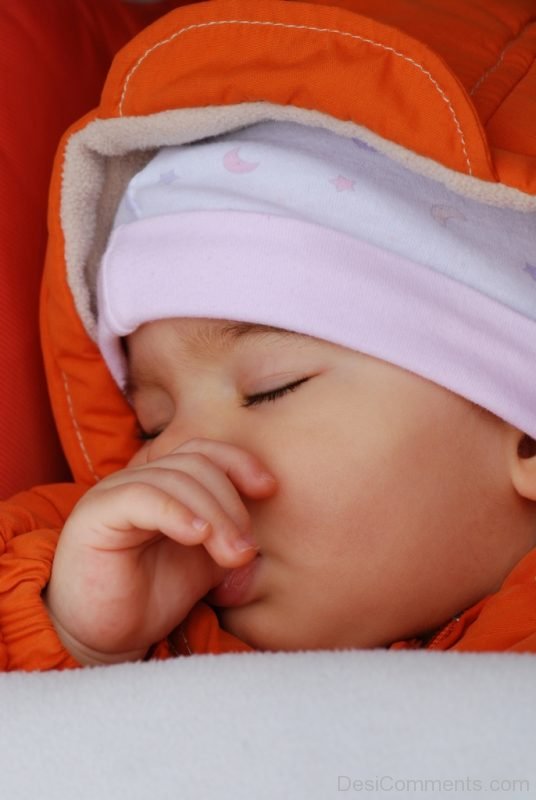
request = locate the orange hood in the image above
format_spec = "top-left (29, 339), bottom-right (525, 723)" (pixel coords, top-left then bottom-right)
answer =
top-left (40, 0), bottom-right (536, 487)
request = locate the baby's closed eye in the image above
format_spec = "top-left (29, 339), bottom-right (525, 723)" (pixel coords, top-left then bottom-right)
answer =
top-left (241, 377), bottom-right (311, 408)
top-left (135, 376), bottom-right (312, 440)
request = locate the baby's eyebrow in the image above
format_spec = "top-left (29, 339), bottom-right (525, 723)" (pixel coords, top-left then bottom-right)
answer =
top-left (169, 320), bottom-right (302, 354)
top-left (124, 321), bottom-right (304, 399)
top-left (213, 321), bottom-right (299, 344)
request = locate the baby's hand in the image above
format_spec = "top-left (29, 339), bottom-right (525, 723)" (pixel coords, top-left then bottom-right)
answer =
top-left (43, 439), bottom-right (277, 666)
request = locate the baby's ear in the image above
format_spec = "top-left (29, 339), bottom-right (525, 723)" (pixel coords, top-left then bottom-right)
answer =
top-left (508, 428), bottom-right (536, 501)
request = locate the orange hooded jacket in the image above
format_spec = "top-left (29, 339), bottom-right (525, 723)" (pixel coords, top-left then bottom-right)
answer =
top-left (1, 0), bottom-right (536, 671)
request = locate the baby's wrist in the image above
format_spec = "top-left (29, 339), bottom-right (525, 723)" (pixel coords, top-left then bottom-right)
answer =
top-left (42, 589), bottom-right (148, 667)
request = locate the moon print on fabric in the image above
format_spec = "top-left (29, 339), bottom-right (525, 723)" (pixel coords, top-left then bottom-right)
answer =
top-left (223, 147), bottom-right (260, 174)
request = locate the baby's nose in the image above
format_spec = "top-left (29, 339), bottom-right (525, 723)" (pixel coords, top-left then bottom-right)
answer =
top-left (146, 418), bottom-right (241, 462)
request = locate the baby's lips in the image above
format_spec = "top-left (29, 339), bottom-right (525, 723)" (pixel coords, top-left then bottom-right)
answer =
top-left (205, 554), bottom-right (262, 608)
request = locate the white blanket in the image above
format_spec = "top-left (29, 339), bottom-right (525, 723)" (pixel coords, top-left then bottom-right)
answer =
top-left (1, 650), bottom-right (534, 799)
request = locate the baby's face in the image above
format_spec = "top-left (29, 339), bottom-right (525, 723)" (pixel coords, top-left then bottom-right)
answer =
top-left (125, 317), bottom-right (526, 650)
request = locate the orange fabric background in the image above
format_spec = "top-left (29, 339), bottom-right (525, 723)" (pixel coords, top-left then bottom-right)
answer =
top-left (0, 0), bottom-right (186, 499)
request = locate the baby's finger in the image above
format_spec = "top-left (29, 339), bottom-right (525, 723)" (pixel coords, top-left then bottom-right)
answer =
top-left (73, 481), bottom-right (213, 549)
top-left (125, 451), bottom-right (262, 534)
top-left (83, 478), bottom-right (257, 569)
top-left (170, 438), bottom-right (278, 498)
top-left (123, 439), bottom-right (277, 534)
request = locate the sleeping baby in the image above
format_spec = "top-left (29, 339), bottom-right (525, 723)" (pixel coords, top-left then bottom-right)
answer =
top-left (42, 121), bottom-right (536, 664)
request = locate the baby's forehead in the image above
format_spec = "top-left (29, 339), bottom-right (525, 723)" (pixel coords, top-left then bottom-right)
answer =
top-left (175, 319), bottom-right (304, 347)
top-left (129, 317), bottom-right (315, 354)
top-left (123, 317), bottom-right (322, 389)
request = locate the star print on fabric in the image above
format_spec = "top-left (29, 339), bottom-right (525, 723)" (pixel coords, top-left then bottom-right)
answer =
top-left (159, 170), bottom-right (179, 184)
top-left (330, 175), bottom-right (355, 192)
top-left (523, 262), bottom-right (536, 281)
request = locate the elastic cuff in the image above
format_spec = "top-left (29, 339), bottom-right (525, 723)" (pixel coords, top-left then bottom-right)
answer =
top-left (0, 529), bottom-right (81, 672)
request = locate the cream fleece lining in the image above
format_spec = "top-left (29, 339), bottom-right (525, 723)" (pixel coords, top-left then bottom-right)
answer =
top-left (60, 101), bottom-right (536, 342)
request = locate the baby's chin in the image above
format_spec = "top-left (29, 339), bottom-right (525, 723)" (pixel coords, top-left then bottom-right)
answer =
top-left (213, 602), bottom-right (300, 651)
top-left (212, 603), bottom-right (363, 652)
top-left (214, 598), bottom-right (459, 651)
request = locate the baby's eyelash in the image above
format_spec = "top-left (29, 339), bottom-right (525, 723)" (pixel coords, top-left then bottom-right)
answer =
top-left (242, 377), bottom-right (310, 408)
top-left (135, 377), bottom-right (311, 439)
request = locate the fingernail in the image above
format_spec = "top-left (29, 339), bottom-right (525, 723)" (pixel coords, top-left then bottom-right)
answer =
top-left (256, 471), bottom-right (276, 483)
top-left (234, 533), bottom-right (258, 552)
top-left (192, 518), bottom-right (210, 532)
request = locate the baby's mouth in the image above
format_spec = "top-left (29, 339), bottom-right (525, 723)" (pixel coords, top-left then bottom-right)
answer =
top-left (206, 554), bottom-right (262, 608)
